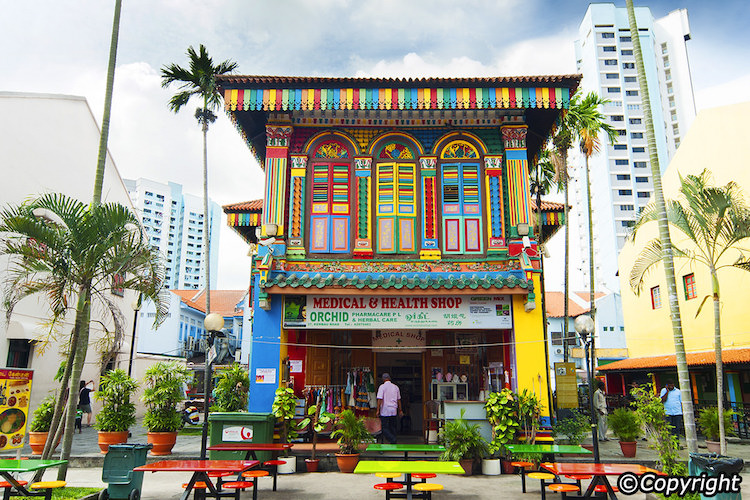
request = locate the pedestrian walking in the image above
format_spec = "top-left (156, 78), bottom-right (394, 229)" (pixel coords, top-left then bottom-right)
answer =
top-left (376, 373), bottom-right (402, 444)
top-left (660, 380), bottom-right (684, 438)
top-left (78, 380), bottom-right (95, 427)
top-left (594, 381), bottom-right (609, 441)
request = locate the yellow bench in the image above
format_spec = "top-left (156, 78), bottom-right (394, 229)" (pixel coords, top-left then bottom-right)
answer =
top-left (30, 481), bottom-right (66, 500)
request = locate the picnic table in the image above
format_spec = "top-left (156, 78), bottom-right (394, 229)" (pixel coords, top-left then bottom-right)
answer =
top-left (0, 459), bottom-right (67, 497)
top-left (542, 462), bottom-right (662, 499)
top-left (354, 460), bottom-right (464, 500)
top-left (505, 444), bottom-right (591, 455)
top-left (134, 460), bottom-right (259, 500)
top-left (206, 443), bottom-right (293, 461)
top-left (365, 444), bottom-right (445, 460)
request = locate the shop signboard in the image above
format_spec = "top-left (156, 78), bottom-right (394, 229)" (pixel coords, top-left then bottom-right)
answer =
top-left (0, 368), bottom-right (33, 451)
top-left (372, 330), bottom-right (426, 351)
top-left (283, 295), bottom-right (512, 330)
top-left (554, 362), bottom-right (579, 409)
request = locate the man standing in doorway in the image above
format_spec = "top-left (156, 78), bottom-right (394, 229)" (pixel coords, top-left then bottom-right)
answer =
top-left (377, 373), bottom-right (402, 444)
top-left (660, 380), bottom-right (684, 438)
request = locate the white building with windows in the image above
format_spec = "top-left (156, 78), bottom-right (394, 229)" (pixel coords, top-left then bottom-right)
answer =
top-left (573, 3), bottom-right (696, 293)
top-left (124, 178), bottom-right (221, 290)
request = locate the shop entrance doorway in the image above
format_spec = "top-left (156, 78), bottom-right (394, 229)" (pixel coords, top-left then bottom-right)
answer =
top-left (375, 352), bottom-right (423, 438)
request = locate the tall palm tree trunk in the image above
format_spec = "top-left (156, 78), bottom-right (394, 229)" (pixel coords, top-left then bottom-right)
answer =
top-left (57, 288), bottom-right (91, 480)
top-left (562, 152), bottom-right (570, 363)
top-left (92, 0), bottom-right (122, 205)
top-left (200, 103), bottom-right (213, 459)
top-left (584, 156), bottom-right (597, 367)
top-left (626, 0), bottom-right (697, 453)
top-left (711, 267), bottom-right (726, 454)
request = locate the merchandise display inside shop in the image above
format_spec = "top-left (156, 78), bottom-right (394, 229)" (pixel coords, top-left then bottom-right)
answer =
top-left (285, 328), bottom-right (515, 439)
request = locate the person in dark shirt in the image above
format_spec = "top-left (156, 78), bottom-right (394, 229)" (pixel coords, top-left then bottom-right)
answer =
top-left (78, 380), bottom-right (95, 427)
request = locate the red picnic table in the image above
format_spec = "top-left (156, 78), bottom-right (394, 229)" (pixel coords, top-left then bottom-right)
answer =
top-left (541, 462), bottom-right (663, 499)
top-left (134, 460), bottom-right (259, 500)
top-left (206, 443), bottom-right (293, 461)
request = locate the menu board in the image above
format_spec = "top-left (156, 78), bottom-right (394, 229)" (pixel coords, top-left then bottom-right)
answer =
top-left (0, 369), bottom-right (33, 451)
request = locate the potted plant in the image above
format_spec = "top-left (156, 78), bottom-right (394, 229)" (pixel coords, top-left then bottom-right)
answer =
top-left (28, 395), bottom-right (59, 455)
top-left (607, 408), bottom-right (642, 458)
top-left (552, 409), bottom-right (590, 451)
top-left (297, 394), bottom-right (334, 472)
top-left (330, 409), bottom-right (373, 473)
top-left (440, 410), bottom-right (489, 476)
top-left (95, 369), bottom-right (138, 453)
top-left (518, 389), bottom-right (543, 444)
top-left (271, 386), bottom-right (302, 473)
top-left (698, 407), bottom-right (737, 453)
top-left (142, 361), bottom-right (192, 455)
top-left (484, 389), bottom-right (520, 474)
top-left (211, 364), bottom-right (250, 412)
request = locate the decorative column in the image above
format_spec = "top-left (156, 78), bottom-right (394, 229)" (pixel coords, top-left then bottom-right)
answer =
top-left (501, 125), bottom-right (532, 238)
top-left (262, 123), bottom-right (293, 238)
top-left (286, 154), bottom-right (307, 259)
top-left (484, 154), bottom-right (505, 254)
top-left (353, 156), bottom-right (373, 258)
top-left (419, 156), bottom-right (441, 260)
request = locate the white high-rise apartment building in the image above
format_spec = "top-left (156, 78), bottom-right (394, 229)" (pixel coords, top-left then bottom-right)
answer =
top-left (124, 178), bottom-right (221, 290)
top-left (574, 3), bottom-right (696, 292)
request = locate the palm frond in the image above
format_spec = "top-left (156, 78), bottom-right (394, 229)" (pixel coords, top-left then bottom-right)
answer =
top-left (629, 238), bottom-right (665, 294)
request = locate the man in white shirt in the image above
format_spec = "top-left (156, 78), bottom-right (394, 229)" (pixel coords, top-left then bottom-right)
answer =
top-left (594, 381), bottom-right (609, 441)
top-left (660, 380), bottom-right (683, 437)
top-left (376, 373), bottom-right (402, 444)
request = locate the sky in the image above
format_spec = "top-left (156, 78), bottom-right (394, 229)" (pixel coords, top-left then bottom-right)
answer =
top-left (1, 0), bottom-right (748, 290)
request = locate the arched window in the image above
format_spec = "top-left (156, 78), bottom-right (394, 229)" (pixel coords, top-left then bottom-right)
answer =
top-left (374, 141), bottom-right (418, 254)
top-left (309, 139), bottom-right (352, 254)
top-left (439, 140), bottom-right (483, 254)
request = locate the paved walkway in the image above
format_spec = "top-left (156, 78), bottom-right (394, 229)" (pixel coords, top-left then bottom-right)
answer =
top-left (3, 419), bottom-right (750, 499)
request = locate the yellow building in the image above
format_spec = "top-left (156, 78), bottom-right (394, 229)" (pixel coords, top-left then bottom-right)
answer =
top-left (602, 102), bottom-right (750, 411)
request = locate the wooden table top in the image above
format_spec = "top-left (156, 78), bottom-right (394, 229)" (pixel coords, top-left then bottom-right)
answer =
top-left (366, 444), bottom-right (446, 453)
top-left (354, 460), bottom-right (465, 474)
top-left (506, 444), bottom-right (591, 454)
top-left (0, 460), bottom-right (67, 472)
top-left (542, 462), bottom-right (662, 476)
top-left (207, 443), bottom-right (293, 452)
top-left (134, 460), bottom-right (259, 473)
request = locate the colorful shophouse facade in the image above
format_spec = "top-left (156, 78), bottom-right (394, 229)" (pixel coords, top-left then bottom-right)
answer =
top-left (220, 75), bottom-right (579, 428)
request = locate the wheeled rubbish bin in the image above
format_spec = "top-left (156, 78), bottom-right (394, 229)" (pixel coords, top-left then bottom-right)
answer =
top-left (100, 443), bottom-right (153, 500)
top-left (688, 453), bottom-right (743, 500)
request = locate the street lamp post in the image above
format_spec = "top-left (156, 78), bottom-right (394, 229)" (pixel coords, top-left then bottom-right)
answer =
top-left (574, 314), bottom-right (600, 463)
top-left (128, 295), bottom-right (142, 377)
top-left (200, 312), bottom-right (225, 459)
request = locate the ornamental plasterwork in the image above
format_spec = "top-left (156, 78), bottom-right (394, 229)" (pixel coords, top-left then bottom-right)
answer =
top-left (281, 259), bottom-right (520, 274)
top-left (419, 157), bottom-right (437, 170)
top-left (484, 155), bottom-right (503, 171)
top-left (266, 125), bottom-right (293, 147)
top-left (290, 155), bottom-right (308, 170)
top-left (501, 126), bottom-right (528, 149)
top-left (354, 157), bottom-right (373, 171)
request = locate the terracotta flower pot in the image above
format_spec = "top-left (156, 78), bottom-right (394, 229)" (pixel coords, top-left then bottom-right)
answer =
top-left (147, 431), bottom-right (178, 455)
top-left (705, 440), bottom-right (721, 453)
top-left (619, 440), bottom-right (637, 458)
top-left (305, 459), bottom-right (319, 473)
top-left (29, 431), bottom-right (61, 455)
top-left (335, 453), bottom-right (360, 473)
top-left (501, 460), bottom-right (516, 475)
top-left (459, 458), bottom-right (474, 476)
top-left (98, 431), bottom-right (129, 454)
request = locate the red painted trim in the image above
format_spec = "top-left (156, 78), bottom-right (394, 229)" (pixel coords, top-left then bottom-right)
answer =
top-left (509, 88), bottom-right (516, 108)
top-left (314, 89), bottom-right (321, 109)
top-left (431, 89), bottom-right (437, 108)
top-left (236, 89), bottom-right (244, 110)
top-left (469, 88), bottom-right (477, 109)
top-left (353, 88), bottom-right (359, 110)
top-left (548, 87), bottom-right (556, 109)
top-left (391, 88), bottom-right (398, 109)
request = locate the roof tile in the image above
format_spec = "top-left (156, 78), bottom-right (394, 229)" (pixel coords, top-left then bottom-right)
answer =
top-left (598, 348), bottom-right (750, 371)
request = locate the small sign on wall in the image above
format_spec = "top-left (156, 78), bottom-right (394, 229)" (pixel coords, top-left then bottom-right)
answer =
top-left (222, 425), bottom-right (253, 442)
top-left (290, 360), bottom-right (303, 373)
top-left (255, 368), bottom-right (277, 384)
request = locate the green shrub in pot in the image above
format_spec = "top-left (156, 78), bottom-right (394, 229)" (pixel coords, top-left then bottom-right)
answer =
top-left (142, 361), bottom-right (193, 432)
top-left (95, 369), bottom-right (138, 432)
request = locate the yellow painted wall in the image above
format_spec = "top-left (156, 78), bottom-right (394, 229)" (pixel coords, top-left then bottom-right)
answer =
top-left (513, 274), bottom-right (551, 417)
top-left (618, 102), bottom-right (750, 358)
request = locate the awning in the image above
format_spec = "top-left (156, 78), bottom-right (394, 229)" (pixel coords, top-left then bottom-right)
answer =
top-left (597, 348), bottom-right (750, 372)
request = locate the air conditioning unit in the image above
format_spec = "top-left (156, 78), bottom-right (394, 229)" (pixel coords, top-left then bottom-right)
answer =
top-left (555, 348), bottom-right (564, 355)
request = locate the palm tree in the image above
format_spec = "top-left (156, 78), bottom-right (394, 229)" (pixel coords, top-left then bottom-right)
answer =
top-left (0, 193), bottom-right (167, 479)
top-left (161, 44), bottom-right (237, 458)
top-left (626, 0), bottom-right (697, 453)
top-left (550, 91), bottom-right (615, 360)
top-left (577, 93), bottom-right (618, 336)
top-left (92, 0), bottom-right (123, 205)
top-left (629, 170), bottom-right (750, 454)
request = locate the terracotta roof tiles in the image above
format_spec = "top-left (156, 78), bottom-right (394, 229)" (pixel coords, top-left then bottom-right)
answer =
top-left (223, 199), bottom-right (263, 212)
top-left (172, 289), bottom-right (247, 317)
top-left (217, 74), bottom-right (581, 88)
top-left (598, 348), bottom-right (750, 371)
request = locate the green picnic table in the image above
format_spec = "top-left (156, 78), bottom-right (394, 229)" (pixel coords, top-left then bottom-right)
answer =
top-left (354, 460), bottom-right (464, 500)
top-left (366, 443), bottom-right (445, 459)
top-left (0, 459), bottom-right (67, 497)
top-left (505, 444), bottom-right (591, 455)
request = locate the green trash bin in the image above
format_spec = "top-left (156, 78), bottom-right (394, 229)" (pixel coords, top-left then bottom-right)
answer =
top-left (100, 443), bottom-right (152, 500)
top-left (688, 453), bottom-right (743, 500)
top-left (209, 412), bottom-right (276, 462)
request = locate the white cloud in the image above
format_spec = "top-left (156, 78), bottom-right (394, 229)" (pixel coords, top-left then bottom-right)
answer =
top-left (694, 74), bottom-right (750, 111)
